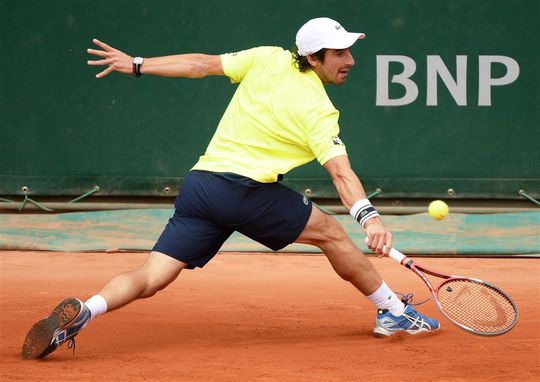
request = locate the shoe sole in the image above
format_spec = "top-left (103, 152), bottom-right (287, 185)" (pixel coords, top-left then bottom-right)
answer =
top-left (373, 326), bottom-right (440, 338)
top-left (22, 298), bottom-right (82, 360)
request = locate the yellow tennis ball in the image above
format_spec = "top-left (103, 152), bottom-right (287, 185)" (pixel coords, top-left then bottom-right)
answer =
top-left (428, 200), bottom-right (449, 220)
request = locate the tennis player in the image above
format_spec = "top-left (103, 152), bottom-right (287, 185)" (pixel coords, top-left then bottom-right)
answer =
top-left (22, 17), bottom-right (439, 360)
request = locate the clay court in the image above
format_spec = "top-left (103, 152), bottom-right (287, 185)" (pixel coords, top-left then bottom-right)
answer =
top-left (1, 250), bottom-right (538, 381)
top-left (2, 1), bottom-right (538, 381)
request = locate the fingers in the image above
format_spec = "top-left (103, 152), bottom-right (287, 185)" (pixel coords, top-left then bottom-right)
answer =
top-left (368, 234), bottom-right (391, 256)
top-left (87, 39), bottom-right (132, 78)
top-left (87, 38), bottom-right (116, 59)
top-left (87, 48), bottom-right (110, 58)
top-left (96, 66), bottom-right (115, 79)
top-left (86, 50), bottom-right (113, 78)
top-left (92, 38), bottom-right (115, 52)
top-left (365, 228), bottom-right (392, 257)
top-left (378, 232), bottom-right (392, 256)
top-left (87, 59), bottom-right (111, 66)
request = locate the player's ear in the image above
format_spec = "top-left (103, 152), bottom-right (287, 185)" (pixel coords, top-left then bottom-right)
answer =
top-left (306, 53), bottom-right (320, 67)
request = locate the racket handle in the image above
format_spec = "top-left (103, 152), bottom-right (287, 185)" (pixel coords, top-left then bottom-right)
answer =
top-left (364, 238), bottom-right (407, 264)
top-left (387, 248), bottom-right (406, 264)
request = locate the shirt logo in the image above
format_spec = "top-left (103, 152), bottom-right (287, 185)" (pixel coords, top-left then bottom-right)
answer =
top-left (303, 196), bottom-right (309, 205)
top-left (335, 25), bottom-right (342, 30)
top-left (332, 136), bottom-right (344, 146)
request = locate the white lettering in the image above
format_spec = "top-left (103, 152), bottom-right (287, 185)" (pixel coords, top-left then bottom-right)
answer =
top-left (427, 55), bottom-right (467, 106)
top-left (478, 56), bottom-right (520, 106)
top-left (376, 55), bottom-right (519, 107)
top-left (376, 55), bottom-right (418, 106)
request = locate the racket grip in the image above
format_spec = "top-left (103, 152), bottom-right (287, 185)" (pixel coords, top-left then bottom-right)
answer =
top-left (364, 238), bottom-right (407, 264)
top-left (387, 248), bottom-right (406, 264)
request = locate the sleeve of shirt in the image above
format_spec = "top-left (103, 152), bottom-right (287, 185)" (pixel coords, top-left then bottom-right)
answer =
top-left (221, 47), bottom-right (269, 83)
top-left (306, 109), bottom-right (348, 165)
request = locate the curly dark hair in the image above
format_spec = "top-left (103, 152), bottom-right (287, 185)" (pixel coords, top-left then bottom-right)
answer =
top-left (292, 46), bottom-right (327, 72)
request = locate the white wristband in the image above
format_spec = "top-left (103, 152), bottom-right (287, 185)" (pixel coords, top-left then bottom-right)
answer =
top-left (350, 199), bottom-right (380, 227)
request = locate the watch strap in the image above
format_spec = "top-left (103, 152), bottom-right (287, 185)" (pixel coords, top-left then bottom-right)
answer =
top-left (132, 57), bottom-right (144, 78)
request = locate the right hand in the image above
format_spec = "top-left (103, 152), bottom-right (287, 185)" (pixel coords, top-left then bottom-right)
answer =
top-left (364, 218), bottom-right (393, 257)
top-left (87, 39), bottom-right (133, 78)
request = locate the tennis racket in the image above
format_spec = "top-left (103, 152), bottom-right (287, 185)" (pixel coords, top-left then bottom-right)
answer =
top-left (374, 242), bottom-right (518, 336)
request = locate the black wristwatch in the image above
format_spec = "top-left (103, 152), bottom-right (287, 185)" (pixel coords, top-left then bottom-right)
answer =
top-left (132, 57), bottom-right (144, 78)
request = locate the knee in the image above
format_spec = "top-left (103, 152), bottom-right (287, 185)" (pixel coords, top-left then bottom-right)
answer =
top-left (140, 270), bottom-right (177, 298)
top-left (143, 278), bottom-right (168, 297)
top-left (138, 252), bottom-right (184, 298)
top-left (298, 209), bottom-right (351, 249)
top-left (317, 215), bottom-right (348, 243)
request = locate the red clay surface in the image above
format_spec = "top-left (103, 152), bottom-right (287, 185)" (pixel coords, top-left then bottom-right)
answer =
top-left (1, 251), bottom-right (538, 381)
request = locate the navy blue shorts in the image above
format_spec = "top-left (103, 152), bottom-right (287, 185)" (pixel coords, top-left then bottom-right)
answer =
top-left (153, 170), bottom-right (313, 268)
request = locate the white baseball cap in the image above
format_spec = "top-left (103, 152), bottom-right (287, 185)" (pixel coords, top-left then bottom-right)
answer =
top-left (296, 17), bottom-right (365, 56)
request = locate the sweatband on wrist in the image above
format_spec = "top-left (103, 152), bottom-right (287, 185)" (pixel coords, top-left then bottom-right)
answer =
top-left (350, 199), bottom-right (380, 227)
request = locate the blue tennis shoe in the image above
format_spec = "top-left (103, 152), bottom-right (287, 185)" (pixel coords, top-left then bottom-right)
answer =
top-left (374, 305), bottom-right (440, 337)
top-left (22, 297), bottom-right (91, 359)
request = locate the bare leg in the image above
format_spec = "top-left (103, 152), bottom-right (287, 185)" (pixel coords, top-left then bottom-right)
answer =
top-left (96, 251), bottom-right (187, 311)
top-left (295, 206), bottom-right (382, 296)
top-left (21, 251), bottom-right (187, 359)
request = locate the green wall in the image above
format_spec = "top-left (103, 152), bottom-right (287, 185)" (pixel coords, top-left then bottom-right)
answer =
top-left (1, 0), bottom-right (538, 199)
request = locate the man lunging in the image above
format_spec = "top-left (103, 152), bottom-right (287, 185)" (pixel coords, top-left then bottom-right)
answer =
top-left (22, 17), bottom-right (439, 360)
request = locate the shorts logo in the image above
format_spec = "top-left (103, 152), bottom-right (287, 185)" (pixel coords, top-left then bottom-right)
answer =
top-left (302, 196), bottom-right (309, 205)
top-left (332, 136), bottom-right (344, 146)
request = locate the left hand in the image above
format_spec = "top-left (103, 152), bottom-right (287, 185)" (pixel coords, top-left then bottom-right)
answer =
top-left (364, 218), bottom-right (392, 257)
top-left (87, 39), bottom-right (133, 78)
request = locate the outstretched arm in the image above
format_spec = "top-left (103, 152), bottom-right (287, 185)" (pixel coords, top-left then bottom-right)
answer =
top-left (323, 155), bottom-right (392, 256)
top-left (87, 39), bottom-right (224, 79)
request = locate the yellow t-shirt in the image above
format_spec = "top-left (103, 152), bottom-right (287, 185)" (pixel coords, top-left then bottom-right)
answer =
top-left (192, 46), bottom-right (347, 182)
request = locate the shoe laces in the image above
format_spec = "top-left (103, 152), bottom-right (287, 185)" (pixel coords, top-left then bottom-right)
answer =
top-left (67, 338), bottom-right (76, 355)
top-left (396, 292), bottom-right (430, 307)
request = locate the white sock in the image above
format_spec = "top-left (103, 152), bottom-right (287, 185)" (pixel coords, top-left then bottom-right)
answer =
top-left (366, 281), bottom-right (405, 316)
top-left (85, 295), bottom-right (108, 322)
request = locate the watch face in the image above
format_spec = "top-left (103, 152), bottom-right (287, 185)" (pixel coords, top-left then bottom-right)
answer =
top-left (134, 57), bottom-right (144, 64)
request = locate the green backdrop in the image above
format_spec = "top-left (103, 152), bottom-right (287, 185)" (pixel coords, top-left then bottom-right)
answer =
top-left (1, 0), bottom-right (538, 199)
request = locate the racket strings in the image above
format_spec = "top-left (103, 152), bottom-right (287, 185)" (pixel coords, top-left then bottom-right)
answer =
top-left (437, 279), bottom-right (517, 335)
